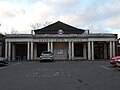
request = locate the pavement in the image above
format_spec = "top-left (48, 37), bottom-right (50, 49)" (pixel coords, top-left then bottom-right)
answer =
top-left (0, 60), bottom-right (120, 90)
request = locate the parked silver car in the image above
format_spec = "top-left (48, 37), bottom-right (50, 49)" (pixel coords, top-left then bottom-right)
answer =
top-left (0, 57), bottom-right (8, 65)
top-left (40, 51), bottom-right (53, 62)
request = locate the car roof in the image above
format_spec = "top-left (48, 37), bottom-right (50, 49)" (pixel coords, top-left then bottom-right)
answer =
top-left (112, 56), bottom-right (120, 59)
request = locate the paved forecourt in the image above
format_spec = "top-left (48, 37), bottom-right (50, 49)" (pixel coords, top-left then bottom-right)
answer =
top-left (0, 60), bottom-right (120, 90)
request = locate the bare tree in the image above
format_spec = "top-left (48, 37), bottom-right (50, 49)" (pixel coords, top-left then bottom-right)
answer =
top-left (30, 21), bottom-right (52, 30)
top-left (30, 23), bottom-right (42, 30)
top-left (11, 28), bottom-right (18, 34)
top-left (43, 21), bottom-right (52, 27)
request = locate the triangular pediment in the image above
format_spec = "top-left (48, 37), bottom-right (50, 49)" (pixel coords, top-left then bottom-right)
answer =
top-left (34, 21), bottom-right (85, 34)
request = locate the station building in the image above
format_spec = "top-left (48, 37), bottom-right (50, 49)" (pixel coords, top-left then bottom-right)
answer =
top-left (0, 33), bottom-right (5, 57)
top-left (117, 38), bottom-right (120, 55)
top-left (5, 21), bottom-right (118, 61)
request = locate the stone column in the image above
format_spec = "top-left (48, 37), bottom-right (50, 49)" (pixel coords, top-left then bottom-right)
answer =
top-left (27, 42), bottom-right (30, 60)
top-left (12, 43), bottom-right (15, 60)
top-left (31, 42), bottom-right (33, 60)
top-left (69, 42), bottom-right (72, 60)
top-left (110, 41), bottom-right (113, 59)
top-left (104, 43), bottom-right (107, 59)
top-left (8, 42), bottom-right (11, 61)
top-left (88, 41), bottom-right (91, 60)
top-left (48, 42), bottom-right (50, 51)
top-left (83, 43), bottom-right (87, 59)
top-left (0, 43), bottom-right (2, 57)
top-left (5, 42), bottom-right (8, 59)
top-left (51, 42), bottom-right (53, 52)
top-left (91, 41), bottom-right (94, 60)
top-left (34, 43), bottom-right (37, 60)
top-left (112, 41), bottom-right (115, 57)
top-left (72, 42), bottom-right (74, 60)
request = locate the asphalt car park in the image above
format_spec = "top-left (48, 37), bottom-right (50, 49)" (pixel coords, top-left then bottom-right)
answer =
top-left (0, 60), bottom-right (120, 90)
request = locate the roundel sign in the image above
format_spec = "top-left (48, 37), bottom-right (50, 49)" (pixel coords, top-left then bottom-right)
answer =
top-left (58, 29), bottom-right (64, 35)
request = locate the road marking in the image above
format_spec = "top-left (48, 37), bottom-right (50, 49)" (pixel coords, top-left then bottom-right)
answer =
top-left (100, 65), bottom-right (111, 70)
top-left (0, 62), bottom-right (20, 70)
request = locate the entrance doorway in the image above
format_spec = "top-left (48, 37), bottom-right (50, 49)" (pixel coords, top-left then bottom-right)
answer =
top-left (16, 44), bottom-right (27, 60)
top-left (37, 43), bottom-right (47, 57)
top-left (74, 43), bottom-right (83, 57)
top-left (94, 42), bottom-right (107, 59)
top-left (54, 42), bottom-right (68, 60)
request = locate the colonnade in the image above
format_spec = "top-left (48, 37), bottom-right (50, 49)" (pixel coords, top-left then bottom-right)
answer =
top-left (5, 41), bottom-right (116, 61)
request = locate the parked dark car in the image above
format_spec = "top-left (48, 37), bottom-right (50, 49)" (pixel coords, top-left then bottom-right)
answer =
top-left (40, 51), bottom-right (53, 62)
top-left (0, 57), bottom-right (8, 65)
top-left (110, 56), bottom-right (120, 67)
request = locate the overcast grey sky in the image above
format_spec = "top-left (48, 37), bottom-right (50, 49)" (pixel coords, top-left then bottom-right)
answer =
top-left (0, 0), bottom-right (120, 38)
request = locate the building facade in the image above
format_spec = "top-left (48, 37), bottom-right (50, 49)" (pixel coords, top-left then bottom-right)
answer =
top-left (117, 38), bottom-right (120, 55)
top-left (0, 33), bottom-right (5, 57)
top-left (5, 21), bottom-right (118, 61)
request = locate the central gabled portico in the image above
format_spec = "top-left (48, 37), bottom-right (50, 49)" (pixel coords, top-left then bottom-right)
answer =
top-left (33, 21), bottom-right (86, 60)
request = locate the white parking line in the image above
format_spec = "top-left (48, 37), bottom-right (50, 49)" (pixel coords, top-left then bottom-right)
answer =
top-left (0, 62), bottom-right (20, 70)
top-left (100, 65), bottom-right (111, 70)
